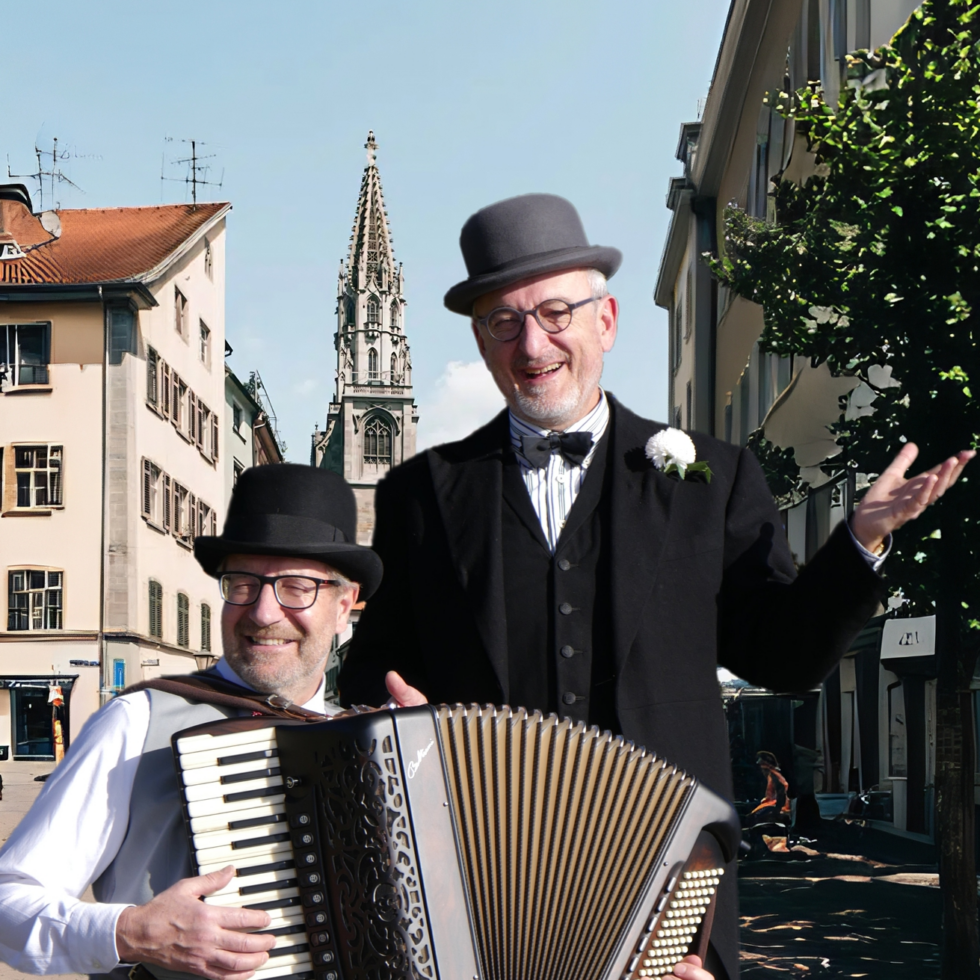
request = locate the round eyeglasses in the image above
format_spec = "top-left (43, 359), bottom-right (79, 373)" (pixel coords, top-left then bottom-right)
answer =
top-left (475, 296), bottom-right (600, 342)
top-left (219, 572), bottom-right (342, 610)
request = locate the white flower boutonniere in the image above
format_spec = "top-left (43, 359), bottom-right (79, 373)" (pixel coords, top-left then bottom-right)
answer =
top-left (644, 428), bottom-right (713, 483)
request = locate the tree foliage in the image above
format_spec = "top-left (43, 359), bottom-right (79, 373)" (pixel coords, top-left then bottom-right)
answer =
top-left (712, 0), bottom-right (980, 630)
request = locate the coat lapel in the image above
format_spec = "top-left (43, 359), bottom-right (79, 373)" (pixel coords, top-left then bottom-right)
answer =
top-left (427, 410), bottom-right (511, 699)
top-left (607, 398), bottom-right (676, 675)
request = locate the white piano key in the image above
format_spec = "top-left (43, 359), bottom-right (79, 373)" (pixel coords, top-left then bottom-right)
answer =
top-left (182, 759), bottom-right (282, 786)
top-left (176, 728), bottom-right (279, 756)
top-left (196, 838), bottom-right (293, 867)
top-left (177, 740), bottom-right (279, 771)
top-left (192, 822), bottom-right (288, 850)
top-left (259, 909), bottom-right (306, 931)
top-left (184, 773), bottom-right (284, 803)
top-left (186, 792), bottom-right (286, 819)
top-left (252, 953), bottom-right (313, 980)
top-left (269, 933), bottom-right (308, 950)
top-left (188, 802), bottom-right (285, 834)
top-left (205, 886), bottom-right (301, 908)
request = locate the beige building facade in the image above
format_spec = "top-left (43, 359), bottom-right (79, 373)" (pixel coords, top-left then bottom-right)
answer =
top-left (656, 0), bottom-right (932, 836)
top-left (0, 185), bottom-right (230, 758)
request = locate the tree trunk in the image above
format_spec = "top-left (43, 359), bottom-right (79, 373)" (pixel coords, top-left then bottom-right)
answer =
top-left (936, 490), bottom-right (979, 979)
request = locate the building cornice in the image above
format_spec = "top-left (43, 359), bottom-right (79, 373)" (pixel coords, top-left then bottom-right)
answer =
top-left (0, 282), bottom-right (157, 308)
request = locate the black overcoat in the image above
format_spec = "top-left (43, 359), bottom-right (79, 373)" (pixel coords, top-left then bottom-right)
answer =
top-left (339, 395), bottom-right (886, 977)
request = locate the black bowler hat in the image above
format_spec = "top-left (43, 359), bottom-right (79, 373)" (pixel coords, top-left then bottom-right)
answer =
top-left (443, 193), bottom-right (622, 315)
top-left (194, 464), bottom-right (383, 599)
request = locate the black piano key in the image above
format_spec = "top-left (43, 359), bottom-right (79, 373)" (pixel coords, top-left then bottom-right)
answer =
top-left (257, 924), bottom-right (308, 938)
top-left (229, 812), bottom-right (287, 831)
top-left (232, 832), bottom-right (291, 850)
top-left (217, 748), bottom-right (278, 766)
top-left (224, 786), bottom-right (283, 803)
top-left (221, 767), bottom-right (282, 786)
top-left (268, 944), bottom-right (310, 959)
top-left (243, 896), bottom-right (302, 911)
top-left (237, 859), bottom-right (295, 877)
top-left (239, 878), bottom-right (298, 897)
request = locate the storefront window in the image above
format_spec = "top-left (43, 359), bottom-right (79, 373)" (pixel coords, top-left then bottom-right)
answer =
top-left (888, 682), bottom-right (908, 778)
top-left (12, 688), bottom-right (54, 759)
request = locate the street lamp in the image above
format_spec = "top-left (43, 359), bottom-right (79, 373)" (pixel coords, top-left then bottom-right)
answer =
top-left (194, 653), bottom-right (217, 672)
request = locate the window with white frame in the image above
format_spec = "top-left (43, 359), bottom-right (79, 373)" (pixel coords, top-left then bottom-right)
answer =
top-left (173, 484), bottom-right (193, 545)
top-left (199, 320), bottom-right (211, 369)
top-left (233, 459), bottom-right (244, 486)
top-left (13, 446), bottom-right (63, 508)
top-left (141, 458), bottom-right (164, 528)
top-left (175, 288), bottom-right (189, 338)
top-left (8, 570), bottom-right (63, 631)
top-left (3, 323), bottom-right (50, 387)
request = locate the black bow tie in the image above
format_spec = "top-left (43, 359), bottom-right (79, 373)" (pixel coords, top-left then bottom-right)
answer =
top-left (520, 431), bottom-right (594, 468)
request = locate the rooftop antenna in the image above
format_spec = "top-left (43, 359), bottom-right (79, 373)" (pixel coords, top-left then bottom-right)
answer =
top-left (160, 138), bottom-right (224, 207)
top-left (7, 137), bottom-right (84, 211)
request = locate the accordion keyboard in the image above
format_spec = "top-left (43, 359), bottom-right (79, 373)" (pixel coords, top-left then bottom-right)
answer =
top-left (174, 725), bottom-right (339, 980)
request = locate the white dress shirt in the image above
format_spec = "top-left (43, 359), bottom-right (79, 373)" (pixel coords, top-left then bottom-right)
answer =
top-left (0, 660), bottom-right (330, 976)
top-left (509, 390), bottom-right (610, 552)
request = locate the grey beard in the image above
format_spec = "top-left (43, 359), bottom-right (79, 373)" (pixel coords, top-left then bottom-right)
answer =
top-left (507, 360), bottom-right (604, 430)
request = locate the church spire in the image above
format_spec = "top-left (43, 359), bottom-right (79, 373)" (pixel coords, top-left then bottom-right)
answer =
top-left (311, 131), bottom-right (418, 545)
top-left (345, 131), bottom-right (398, 296)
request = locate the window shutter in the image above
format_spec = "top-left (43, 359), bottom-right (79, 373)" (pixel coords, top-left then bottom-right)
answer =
top-left (141, 459), bottom-right (151, 519)
top-left (163, 474), bottom-right (172, 532)
top-left (189, 494), bottom-right (197, 540)
top-left (161, 362), bottom-right (171, 417)
top-left (1, 447), bottom-right (14, 513)
top-left (172, 373), bottom-right (181, 428)
top-left (211, 413), bottom-right (219, 461)
top-left (209, 509), bottom-right (217, 536)
top-left (149, 581), bottom-right (162, 639)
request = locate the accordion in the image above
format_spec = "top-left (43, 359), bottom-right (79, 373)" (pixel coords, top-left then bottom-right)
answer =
top-left (173, 704), bottom-right (740, 980)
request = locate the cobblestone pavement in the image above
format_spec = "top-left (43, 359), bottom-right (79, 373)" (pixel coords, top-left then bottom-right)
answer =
top-left (0, 759), bottom-right (85, 980)
top-left (738, 824), bottom-right (941, 978)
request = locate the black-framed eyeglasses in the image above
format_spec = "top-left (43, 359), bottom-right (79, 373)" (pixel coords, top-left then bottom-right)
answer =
top-left (475, 296), bottom-right (600, 342)
top-left (219, 572), bottom-right (342, 610)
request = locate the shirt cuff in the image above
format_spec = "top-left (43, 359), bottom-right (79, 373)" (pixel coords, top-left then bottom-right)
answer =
top-left (68, 900), bottom-right (133, 974)
top-left (846, 520), bottom-right (891, 572)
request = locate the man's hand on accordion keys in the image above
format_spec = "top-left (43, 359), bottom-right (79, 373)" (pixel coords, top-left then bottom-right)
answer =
top-left (114, 865), bottom-right (277, 980)
top-left (384, 670), bottom-right (428, 707)
top-left (665, 954), bottom-right (713, 980)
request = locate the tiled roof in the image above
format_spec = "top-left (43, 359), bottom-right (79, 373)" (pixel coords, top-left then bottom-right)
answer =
top-left (0, 200), bottom-right (228, 286)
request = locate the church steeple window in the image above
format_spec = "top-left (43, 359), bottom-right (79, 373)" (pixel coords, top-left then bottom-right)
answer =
top-left (390, 353), bottom-right (398, 383)
top-left (367, 298), bottom-right (379, 324)
top-left (390, 302), bottom-right (399, 331)
top-left (363, 416), bottom-right (392, 465)
top-left (367, 347), bottom-right (379, 381)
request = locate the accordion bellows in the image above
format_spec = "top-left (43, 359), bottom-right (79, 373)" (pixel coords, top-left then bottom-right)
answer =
top-left (174, 704), bottom-right (740, 980)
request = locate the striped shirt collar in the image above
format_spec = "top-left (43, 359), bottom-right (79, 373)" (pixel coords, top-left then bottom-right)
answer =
top-left (509, 389), bottom-right (610, 464)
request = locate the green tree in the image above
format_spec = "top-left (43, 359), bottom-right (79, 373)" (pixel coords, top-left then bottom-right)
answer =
top-left (712, 2), bottom-right (980, 974)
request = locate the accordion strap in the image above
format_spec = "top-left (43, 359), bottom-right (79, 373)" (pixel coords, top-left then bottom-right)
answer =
top-left (122, 672), bottom-right (328, 721)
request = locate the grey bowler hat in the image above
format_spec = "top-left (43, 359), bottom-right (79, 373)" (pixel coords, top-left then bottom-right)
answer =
top-left (443, 193), bottom-right (622, 315)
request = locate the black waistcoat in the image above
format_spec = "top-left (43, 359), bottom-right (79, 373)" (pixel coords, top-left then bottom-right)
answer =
top-left (501, 433), bottom-right (619, 733)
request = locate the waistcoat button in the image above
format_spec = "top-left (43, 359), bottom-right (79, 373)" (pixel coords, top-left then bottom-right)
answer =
top-left (557, 558), bottom-right (571, 571)
top-left (559, 602), bottom-right (573, 615)
top-left (562, 692), bottom-right (577, 705)
top-left (560, 645), bottom-right (575, 658)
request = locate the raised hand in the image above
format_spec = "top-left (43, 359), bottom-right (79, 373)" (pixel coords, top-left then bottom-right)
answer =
top-left (115, 866), bottom-right (276, 980)
top-left (665, 953), bottom-right (714, 980)
top-left (850, 443), bottom-right (975, 554)
top-left (385, 670), bottom-right (428, 707)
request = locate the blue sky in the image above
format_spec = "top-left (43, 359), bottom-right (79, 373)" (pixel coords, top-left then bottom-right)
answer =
top-left (3, 0), bottom-right (731, 458)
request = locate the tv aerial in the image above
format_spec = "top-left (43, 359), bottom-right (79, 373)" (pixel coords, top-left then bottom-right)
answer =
top-left (161, 138), bottom-right (224, 207)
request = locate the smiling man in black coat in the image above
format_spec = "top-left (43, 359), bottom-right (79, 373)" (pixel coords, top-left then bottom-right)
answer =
top-left (338, 193), bottom-right (973, 980)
